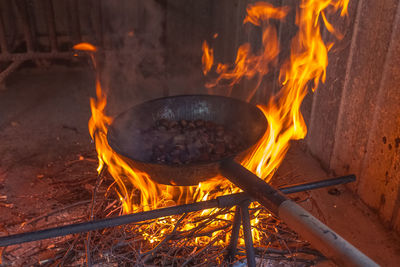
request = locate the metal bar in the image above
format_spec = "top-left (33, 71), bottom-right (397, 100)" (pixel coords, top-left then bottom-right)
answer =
top-left (13, 0), bottom-right (34, 52)
top-left (68, 0), bottom-right (81, 44)
top-left (220, 160), bottom-right (287, 215)
top-left (279, 201), bottom-right (379, 267)
top-left (0, 199), bottom-right (219, 247)
top-left (93, 0), bottom-right (103, 47)
top-left (45, 0), bottom-right (58, 52)
top-left (26, 0), bottom-right (38, 51)
top-left (240, 201), bottom-right (256, 267)
top-left (0, 11), bottom-right (8, 53)
top-left (0, 175), bottom-right (355, 247)
top-left (0, 61), bottom-right (23, 85)
top-left (217, 174), bottom-right (356, 208)
top-left (2, 0), bottom-right (17, 53)
top-left (279, 175), bottom-right (356, 194)
top-left (0, 51), bottom-right (85, 61)
top-left (220, 160), bottom-right (378, 267)
top-left (225, 206), bottom-right (241, 262)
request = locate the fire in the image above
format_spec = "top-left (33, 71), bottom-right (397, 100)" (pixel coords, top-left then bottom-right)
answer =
top-left (202, 41), bottom-right (213, 75)
top-left (204, 3), bottom-right (289, 101)
top-left (73, 42), bottom-right (97, 52)
top-left (77, 0), bottom-right (349, 248)
top-left (206, 0), bottom-right (349, 182)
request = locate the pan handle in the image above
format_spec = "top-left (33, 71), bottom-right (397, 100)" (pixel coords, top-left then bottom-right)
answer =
top-left (219, 159), bottom-right (379, 267)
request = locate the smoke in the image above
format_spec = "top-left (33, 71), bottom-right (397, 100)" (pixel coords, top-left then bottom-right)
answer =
top-left (99, 0), bottom-right (166, 116)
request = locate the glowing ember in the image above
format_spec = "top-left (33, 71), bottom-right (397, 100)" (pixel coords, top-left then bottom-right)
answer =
top-left (76, 0), bottom-right (349, 247)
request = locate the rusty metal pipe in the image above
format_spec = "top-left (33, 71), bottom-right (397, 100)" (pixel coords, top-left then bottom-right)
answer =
top-left (0, 197), bottom-right (219, 247)
top-left (219, 159), bottom-right (379, 267)
top-left (225, 206), bottom-right (241, 262)
top-left (0, 61), bottom-right (23, 85)
top-left (68, 0), bottom-right (82, 44)
top-left (278, 175), bottom-right (355, 194)
top-left (45, 0), bottom-right (58, 52)
top-left (0, 12), bottom-right (8, 54)
top-left (0, 51), bottom-right (85, 61)
top-left (240, 201), bottom-right (256, 267)
top-left (13, 0), bottom-right (34, 52)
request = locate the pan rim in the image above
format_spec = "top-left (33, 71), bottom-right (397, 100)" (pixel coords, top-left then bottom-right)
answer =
top-left (106, 94), bottom-right (268, 168)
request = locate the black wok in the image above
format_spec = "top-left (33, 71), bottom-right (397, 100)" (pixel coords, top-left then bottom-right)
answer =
top-left (107, 95), bottom-right (267, 186)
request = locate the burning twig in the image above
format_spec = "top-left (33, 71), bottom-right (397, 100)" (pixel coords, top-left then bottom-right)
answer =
top-left (86, 166), bottom-right (107, 266)
top-left (181, 234), bottom-right (221, 266)
top-left (20, 200), bottom-right (91, 228)
top-left (58, 234), bottom-right (82, 266)
top-left (140, 213), bottom-right (187, 261)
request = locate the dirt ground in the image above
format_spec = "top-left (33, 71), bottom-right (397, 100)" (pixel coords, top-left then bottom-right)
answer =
top-left (0, 67), bottom-right (399, 266)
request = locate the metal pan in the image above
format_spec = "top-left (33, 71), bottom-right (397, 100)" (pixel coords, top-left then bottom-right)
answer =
top-left (107, 95), bottom-right (378, 267)
top-left (107, 94), bottom-right (267, 186)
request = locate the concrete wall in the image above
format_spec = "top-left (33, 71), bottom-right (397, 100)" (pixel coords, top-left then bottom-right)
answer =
top-left (306, 0), bottom-right (400, 232)
top-left (216, 0), bottom-right (400, 234)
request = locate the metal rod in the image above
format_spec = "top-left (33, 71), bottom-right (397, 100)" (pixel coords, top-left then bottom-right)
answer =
top-left (240, 201), bottom-right (256, 267)
top-left (0, 61), bottom-right (23, 85)
top-left (93, 0), bottom-right (103, 47)
top-left (0, 51), bottom-right (85, 61)
top-left (26, 0), bottom-right (38, 51)
top-left (220, 160), bottom-right (287, 215)
top-left (2, 1), bottom-right (15, 51)
top-left (279, 201), bottom-right (379, 267)
top-left (13, 0), bottom-right (34, 52)
top-left (45, 0), bottom-right (58, 52)
top-left (68, 0), bottom-right (82, 44)
top-left (225, 206), bottom-right (241, 263)
top-left (278, 175), bottom-right (355, 194)
top-left (0, 198), bottom-right (219, 247)
top-left (0, 175), bottom-right (355, 247)
top-left (0, 12), bottom-right (8, 53)
top-left (220, 160), bottom-right (378, 267)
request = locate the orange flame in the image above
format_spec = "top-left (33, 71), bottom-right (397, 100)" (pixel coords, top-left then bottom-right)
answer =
top-left (243, 2), bottom-right (289, 25)
top-left (73, 42), bottom-right (97, 52)
top-left (202, 41), bottom-right (214, 75)
top-left (205, 0), bottom-right (348, 182)
top-left (206, 3), bottom-right (289, 101)
top-left (79, 0), bottom-right (349, 247)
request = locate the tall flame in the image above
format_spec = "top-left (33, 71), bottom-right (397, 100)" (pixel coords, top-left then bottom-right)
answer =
top-left (205, 3), bottom-right (289, 101)
top-left (78, 0), bottom-right (349, 246)
top-left (205, 0), bottom-right (348, 182)
top-left (202, 41), bottom-right (214, 75)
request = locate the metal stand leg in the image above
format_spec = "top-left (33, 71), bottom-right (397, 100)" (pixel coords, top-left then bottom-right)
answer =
top-left (241, 201), bottom-right (256, 267)
top-left (226, 206), bottom-right (241, 262)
